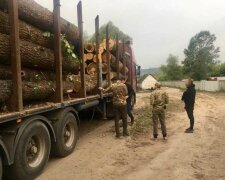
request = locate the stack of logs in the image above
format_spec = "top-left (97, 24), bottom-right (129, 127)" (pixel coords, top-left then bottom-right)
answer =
top-left (83, 39), bottom-right (129, 81)
top-left (0, 0), bottom-right (103, 109)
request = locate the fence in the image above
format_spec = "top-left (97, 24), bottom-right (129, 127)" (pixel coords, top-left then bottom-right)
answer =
top-left (161, 80), bottom-right (225, 92)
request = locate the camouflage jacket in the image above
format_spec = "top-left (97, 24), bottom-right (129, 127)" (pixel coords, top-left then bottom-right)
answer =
top-left (104, 81), bottom-right (128, 106)
top-left (150, 89), bottom-right (169, 110)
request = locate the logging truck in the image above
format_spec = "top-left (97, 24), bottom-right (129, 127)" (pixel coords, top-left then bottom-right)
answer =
top-left (0, 0), bottom-right (139, 179)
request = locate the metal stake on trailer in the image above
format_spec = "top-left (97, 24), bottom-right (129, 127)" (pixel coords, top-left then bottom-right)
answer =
top-left (106, 24), bottom-right (111, 86)
top-left (95, 15), bottom-right (102, 88)
top-left (8, 0), bottom-right (23, 112)
top-left (122, 39), bottom-right (126, 80)
top-left (116, 34), bottom-right (120, 79)
top-left (130, 47), bottom-right (133, 86)
top-left (77, 1), bottom-right (86, 98)
top-left (53, 0), bottom-right (63, 103)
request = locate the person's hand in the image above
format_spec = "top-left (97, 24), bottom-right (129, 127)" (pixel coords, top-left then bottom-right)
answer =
top-left (98, 87), bottom-right (104, 91)
top-left (125, 96), bottom-right (128, 99)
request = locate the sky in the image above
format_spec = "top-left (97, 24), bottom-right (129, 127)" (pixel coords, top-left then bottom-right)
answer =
top-left (35, 0), bottom-right (225, 68)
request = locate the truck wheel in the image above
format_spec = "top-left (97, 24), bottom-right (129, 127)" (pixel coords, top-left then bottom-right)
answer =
top-left (52, 112), bottom-right (78, 157)
top-left (10, 121), bottom-right (50, 180)
top-left (0, 156), bottom-right (2, 180)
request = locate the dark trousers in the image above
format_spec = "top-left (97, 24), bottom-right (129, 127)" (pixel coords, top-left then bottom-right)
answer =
top-left (186, 108), bottom-right (194, 130)
top-left (127, 101), bottom-right (134, 124)
top-left (114, 105), bottom-right (128, 135)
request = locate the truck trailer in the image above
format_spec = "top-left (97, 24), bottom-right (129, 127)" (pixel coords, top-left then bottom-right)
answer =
top-left (0, 0), bottom-right (138, 179)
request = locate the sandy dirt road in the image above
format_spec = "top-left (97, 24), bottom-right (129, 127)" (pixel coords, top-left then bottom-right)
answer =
top-left (37, 88), bottom-right (225, 180)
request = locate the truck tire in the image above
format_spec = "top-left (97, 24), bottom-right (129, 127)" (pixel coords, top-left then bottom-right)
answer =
top-left (9, 121), bottom-right (50, 180)
top-left (0, 156), bottom-right (2, 180)
top-left (52, 112), bottom-right (78, 157)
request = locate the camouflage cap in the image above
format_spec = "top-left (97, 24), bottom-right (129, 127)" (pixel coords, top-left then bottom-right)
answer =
top-left (155, 82), bottom-right (161, 88)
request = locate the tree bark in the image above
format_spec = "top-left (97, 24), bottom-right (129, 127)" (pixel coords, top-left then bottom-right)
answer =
top-left (0, 80), bottom-right (75, 103)
top-left (0, 10), bottom-right (53, 49)
top-left (0, 33), bottom-right (79, 72)
top-left (0, 0), bottom-right (79, 44)
top-left (0, 65), bottom-right (62, 81)
top-left (66, 74), bottom-right (99, 93)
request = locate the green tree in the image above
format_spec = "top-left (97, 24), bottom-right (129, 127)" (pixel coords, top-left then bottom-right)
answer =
top-left (159, 54), bottom-right (183, 81)
top-left (183, 31), bottom-right (220, 80)
top-left (89, 21), bottom-right (132, 42)
top-left (209, 62), bottom-right (225, 77)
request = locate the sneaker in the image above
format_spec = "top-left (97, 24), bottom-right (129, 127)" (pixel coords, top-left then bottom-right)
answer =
top-left (163, 136), bottom-right (168, 140)
top-left (185, 129), bottom-right (194, 133)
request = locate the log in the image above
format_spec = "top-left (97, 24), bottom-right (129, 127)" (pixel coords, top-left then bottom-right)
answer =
top-left (83, 54), bottom-right (87, 62)
top-left (86, 62), bottom-right (108, 75)
top-left (101, 52), bottom-right (112, 63)
top-left (87, 62), bottom-right (97, 75)
top-left (0, 65), bottom-right (59, 81)
top-left (86, 53), bottom-right (94, 61)
top-left (84, 43), bottom-right (95, 53)
top-left (101, 53), bottom-right (126, 74)
top-left (93, 54), bottom-right (103, 63)
top-left (66, 74), bottom-right (98, 93)
top-left (110, 54), bottom-right (124, 72)
top-left (0, 11), bottom-right (53, 49)
top-left (106, 72), bottom-right (123, 80)
top-left (102, 39), bottom-right (115, 51)
top-left (0, 0), bottom-right (79, 44)
top-left (0, 80), bottom-right (75, 103)
top-left (99, 44), bottom-right (105, 54)
top-left (102, 63), bottom-right (108, 74)
top-left (93, 55), bottom-right (97, 63)
top-left (0, 33), bottom-right (79, 72)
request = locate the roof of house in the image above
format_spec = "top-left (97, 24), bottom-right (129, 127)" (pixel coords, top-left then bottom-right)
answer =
top-left (138, 74), bottom-right (157, 83)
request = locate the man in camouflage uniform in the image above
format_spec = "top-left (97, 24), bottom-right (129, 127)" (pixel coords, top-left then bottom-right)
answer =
top-left (99, 78), bottom-right (129, 138)
top-left (150, 83), bottom-right (169, 140)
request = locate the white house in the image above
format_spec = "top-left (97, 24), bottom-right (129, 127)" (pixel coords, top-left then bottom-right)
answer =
top-left (138, 74), bottom-right (158, 90)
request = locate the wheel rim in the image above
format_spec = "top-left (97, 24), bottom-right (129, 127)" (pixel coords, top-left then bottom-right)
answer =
top-left (63, 122), bottom-right (75, 148)
top-left (26, 135), bottom-right (46, 168)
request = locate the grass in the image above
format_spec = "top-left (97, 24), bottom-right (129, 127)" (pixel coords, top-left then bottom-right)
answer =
top-left (130, 105), bottom-right (152, 137)
top-left (130, 91), bottom-right (183, 137)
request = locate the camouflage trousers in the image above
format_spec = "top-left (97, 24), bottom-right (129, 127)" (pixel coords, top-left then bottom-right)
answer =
top-left (114, 105), bottom-right (128, 135)
top-left (152, 108), bottom-right (167, 137)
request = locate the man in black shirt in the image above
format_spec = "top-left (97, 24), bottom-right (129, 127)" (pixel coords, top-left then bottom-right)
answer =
top-left (182, 79), bottom-right (196, 133)
top-left (124, 81), bottom-right (136, 126)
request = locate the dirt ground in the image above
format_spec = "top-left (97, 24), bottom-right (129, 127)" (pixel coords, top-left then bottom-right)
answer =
top-left (37, 88), bottom-right (225, 180)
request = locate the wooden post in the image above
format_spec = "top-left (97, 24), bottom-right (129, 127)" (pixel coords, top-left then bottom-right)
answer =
top-left (106, 24), bottom-right (111, 86)
top-left (53, 0), bottom-right (63, 103)
top-left (77, 1), bottom-right (86, 98)
top-left (8, 0), bottom-right (23, 111)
